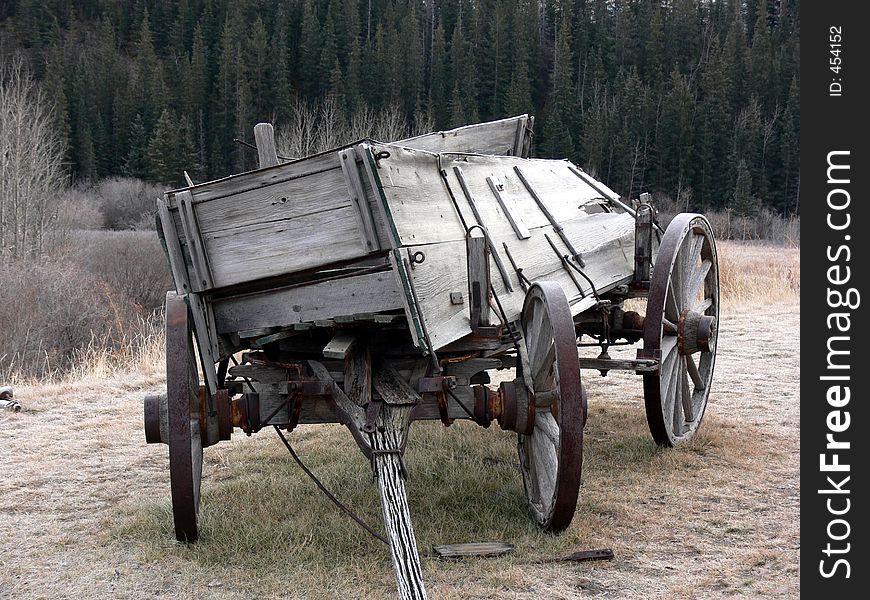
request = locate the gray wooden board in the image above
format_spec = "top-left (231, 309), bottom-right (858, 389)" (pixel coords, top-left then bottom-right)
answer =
top-left (165, 151), bottom-right (341, 206)
top-left (203, 205), bottom-right (369, 289)
top-left (394, 115), bottom-right (531, 157)
top-left (401, 212), bottom-right (636, 349)
top-left (157, 198), bottom-right (191, 295)
top-left (433, 543), bottom-right (515, 558)
top-left (211, 270), bottom-right (403, 334)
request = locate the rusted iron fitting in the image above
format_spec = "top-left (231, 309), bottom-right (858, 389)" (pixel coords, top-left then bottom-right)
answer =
top-left (678, 310), bottom-right (717, 355)
top-left (230, 393), bottom-right (260, 435)
top-left (492, 379), bottom-right (535, 435)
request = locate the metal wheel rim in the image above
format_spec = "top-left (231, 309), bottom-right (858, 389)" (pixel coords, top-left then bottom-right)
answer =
top-left (518, 281), bottom-right (584, 532)
top-left (166, 291), bottom-right (203, 542)
top-left (643, 214), bottom-right (719, 446)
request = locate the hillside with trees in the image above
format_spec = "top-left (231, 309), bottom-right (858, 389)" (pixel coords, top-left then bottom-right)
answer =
top-left (0, 0), bottom-right (799, 215)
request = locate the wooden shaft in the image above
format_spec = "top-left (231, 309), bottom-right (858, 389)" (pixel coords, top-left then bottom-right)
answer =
top-left (371, 404), bottom-right (428, 600)
top-left (254, 123), bottom-right (279, 168)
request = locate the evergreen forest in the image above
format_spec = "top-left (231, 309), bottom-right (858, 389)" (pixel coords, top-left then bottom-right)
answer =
top-left (0, 0), bottom-right (800, 214)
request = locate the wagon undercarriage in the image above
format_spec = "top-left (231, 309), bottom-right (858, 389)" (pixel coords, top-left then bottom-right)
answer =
top-left (143, 116), bottom-right (719, 599)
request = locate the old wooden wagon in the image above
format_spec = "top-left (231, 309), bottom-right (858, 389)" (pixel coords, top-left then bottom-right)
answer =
top-left (144, 115), bottom-right (719, 599)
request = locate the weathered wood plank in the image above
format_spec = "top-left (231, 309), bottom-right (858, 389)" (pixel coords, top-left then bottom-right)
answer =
top-left (194, 166), bottom-right (349, 234)
top-left (344, 344), bottom-right (372, 408)
top-left (211, 270), bottom-right (403, 334)
top-left (323, 330), bottom-right (359, 360)
top-left (176, 190), bottom-right (214, 292)
top-left (168, 151), bottom-right (341, 206)
top-left (203, 206), bottom-right (370, 289)
top-left (466, 233), bottom-right (491, 327)
top-left (158, 197), bottom-right (192, 295)
top-left (394, 114), bottom-right (531, 157)
top-left (370, 146), bottom-right (617, 247)
top-left (433, 543), bottom-right (515, 558)
top-left (254, 123), bottom-right (279, 168)
top-left (339, 149), bottom-right (381, 253)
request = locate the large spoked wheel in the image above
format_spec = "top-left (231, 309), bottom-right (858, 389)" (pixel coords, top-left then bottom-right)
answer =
top-left (165, 291), bottom-right (203, 542)
top-left (642, 214), bottom-right (719, 447)
top-left (518, 282), bottom-right (584, 532)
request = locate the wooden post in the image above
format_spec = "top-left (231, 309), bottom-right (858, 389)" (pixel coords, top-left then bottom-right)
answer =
top-left (372, 369), bottom-right (428, 600)
top-left (466, 232), bottom-right (491, 328)
top-left (253, 123), bottom-right (279, 168)
top-left (371, 405), bottom-right (427, 600)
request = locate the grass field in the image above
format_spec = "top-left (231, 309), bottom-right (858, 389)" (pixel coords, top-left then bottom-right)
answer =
top-left (0, 240), bottom-right (799, 599)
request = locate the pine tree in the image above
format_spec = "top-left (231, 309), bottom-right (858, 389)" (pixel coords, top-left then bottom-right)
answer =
top-left (298, 0), bottom-right (322, 100)
top-left (504, 59), bottom-right (533, 117)
top-left (147, 109), bottom-right (180, 184)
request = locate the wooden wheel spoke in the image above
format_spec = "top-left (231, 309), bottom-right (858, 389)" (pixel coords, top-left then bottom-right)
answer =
top-left (686, 353), bottom-right (705, 392)
top-left (693, 297), bottom-right (713, 314)
top-left (531, 340), bottom-right (556, 390)
top-left (666, 280), bottom-right (680, 321)
top-left (662, 318), bottom-right (678, 335)
top-left (539, 411), bottom-right (560, 443)
top-left (681, 364), bottom-right (695, 423)
top-left (662, 355), bottom-right (680, 415)
top-left (531, 431), bottom-right (557, 504)
top-left (661, 335), bottom-right (678, 362)
top-left (687, 259), bottom-right (712, 305)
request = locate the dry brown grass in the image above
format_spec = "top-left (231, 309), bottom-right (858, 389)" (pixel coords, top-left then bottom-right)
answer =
top-left (1, 242), bottom-right (799, 599)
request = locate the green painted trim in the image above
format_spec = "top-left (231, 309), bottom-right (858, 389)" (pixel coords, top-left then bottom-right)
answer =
top-left (361, 145), bottom-right (427, 349)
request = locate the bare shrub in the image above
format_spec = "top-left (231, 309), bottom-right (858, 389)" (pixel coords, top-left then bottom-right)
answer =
top-left (0, 56), bottom-right (68, 258)
top-left (0, 230), bottom-right (172, 382)
top-left (277, 99), bottom-right (425, 159)
top-left (0, 259), bottom-right (120, 381)
top-left (73, 230), bottom-right (173, 312)
top-left (647, 192), bottom-right (799, 246)
top-left (88, 177), bottom-right (163, 230)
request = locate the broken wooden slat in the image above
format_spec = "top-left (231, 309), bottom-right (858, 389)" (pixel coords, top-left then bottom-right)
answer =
top-left (211, 271), bottom-right (402, 335)
top-left (546, 548), bottom-right (615, 563)
top-left (433, 543), bottom-right (515, 559)
top-left (323, 331), bottom-right (358, 360)
top-left (373, 367), bottom-right (422, 406)
top-left (254, 123), bottom-right (279, 168)
top-left (251, 329), bottom-right (300, 348)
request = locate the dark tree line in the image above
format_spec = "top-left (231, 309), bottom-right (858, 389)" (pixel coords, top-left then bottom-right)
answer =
top-left (0, 0), bottom-right (799, 214)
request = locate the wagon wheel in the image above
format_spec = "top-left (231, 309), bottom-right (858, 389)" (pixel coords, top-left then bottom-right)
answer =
top-left (518, 282), bottom-right (584, 532)
top-left (642, 214), bottom-right (719, 447)
top-left (165, 291), bottom-right (203, 542)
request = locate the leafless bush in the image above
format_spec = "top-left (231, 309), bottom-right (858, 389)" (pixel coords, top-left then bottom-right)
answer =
top-left (277, 99), bottom-right (432, 159)
top-left (648, 192), bottom-right (799, 246)
top-left (0, 230), bottom-right (172, 381)
top-left (87, 177), bottom-right (163, 230)
top-left (0, 56), bottom-right (68, 258)
top-left (73, 230), bottom-right (173, 312)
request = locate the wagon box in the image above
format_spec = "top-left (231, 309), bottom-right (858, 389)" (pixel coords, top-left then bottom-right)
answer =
top-left (145, 115), bottom-right (721, 599)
